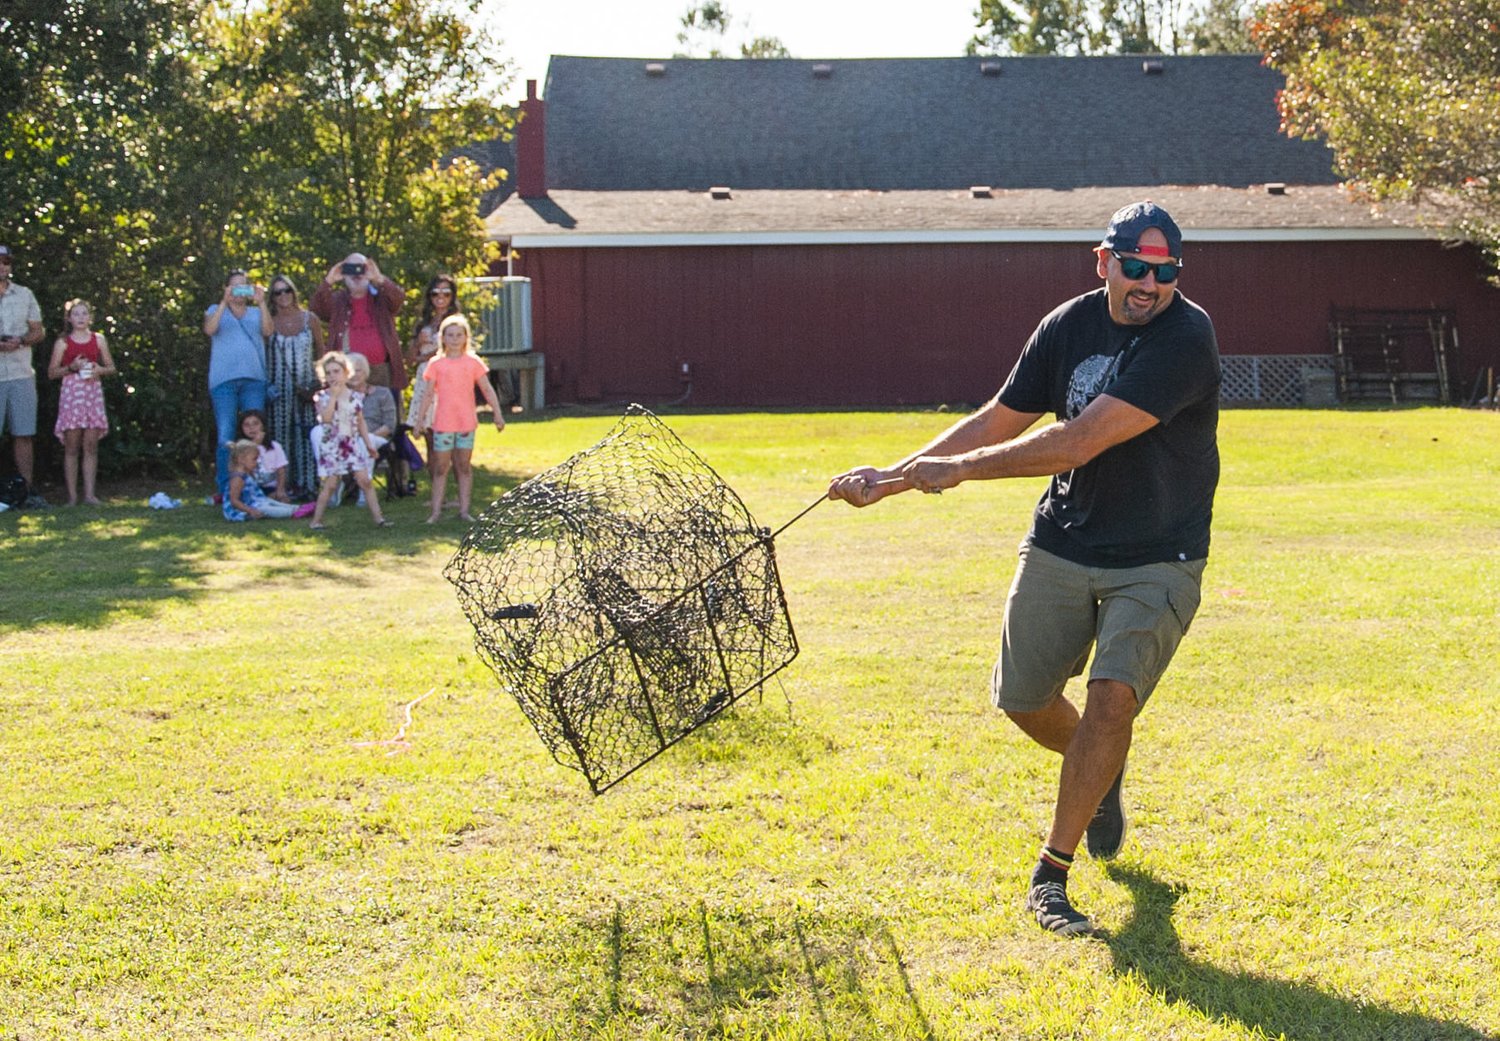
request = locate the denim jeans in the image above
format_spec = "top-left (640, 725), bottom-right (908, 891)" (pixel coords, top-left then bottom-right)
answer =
top-left (211, 377), bottom-right (267, 498)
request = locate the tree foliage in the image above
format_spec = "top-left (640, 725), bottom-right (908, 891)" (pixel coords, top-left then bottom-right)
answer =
top-left (969, 0), bottom-right (1253, 55)
top-left (2, 0), bottom-right (217, 470)
top-left (1183, 0), bottom-right (1255, 52)
top-left (200, 0), bottom-right (508, 293)
top-left (0, 0), bottom-right (511, 476)
top-left (1253, 1), bottom-right (1500, 280)
top-left (675, 2), bottom-right (792, 59)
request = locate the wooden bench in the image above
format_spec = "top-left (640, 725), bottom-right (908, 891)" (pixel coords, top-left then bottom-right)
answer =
top-left (482, 351), bottom-right (546, 413)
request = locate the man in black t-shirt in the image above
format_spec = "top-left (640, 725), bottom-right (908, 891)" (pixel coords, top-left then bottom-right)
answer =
top-left (829, 202), bottom-right (1220, 937)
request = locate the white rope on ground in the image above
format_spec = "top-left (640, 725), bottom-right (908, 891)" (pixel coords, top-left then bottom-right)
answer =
top-left (352, 688), bottom-right (435, 756)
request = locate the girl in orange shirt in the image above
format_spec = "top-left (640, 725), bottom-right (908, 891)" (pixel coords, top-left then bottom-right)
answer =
top-left (413, 314), bottom-right (503, 523)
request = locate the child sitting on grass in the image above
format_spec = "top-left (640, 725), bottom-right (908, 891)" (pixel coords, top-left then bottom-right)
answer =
top-left (236, 408), bottom-right (292, 502)
top-left (223, 440), bottom-right (302, 522)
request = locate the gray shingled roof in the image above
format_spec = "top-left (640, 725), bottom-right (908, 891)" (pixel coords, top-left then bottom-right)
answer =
top-left (487, 184), bottom-right (1427, 241)
top-left (541, 54), bottom-right (1338, 192)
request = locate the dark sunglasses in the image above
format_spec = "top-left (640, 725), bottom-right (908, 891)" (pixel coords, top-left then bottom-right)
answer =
top-left (1111, 250), bottom-right (1180, 284)
top-left (272, 286), bottom-right (294, 296)
top-left (429, 287), bottom-right (454, 296)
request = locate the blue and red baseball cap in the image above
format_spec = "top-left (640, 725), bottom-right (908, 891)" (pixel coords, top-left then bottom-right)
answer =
top-left (1099, 201), bottom-right (1183, 262)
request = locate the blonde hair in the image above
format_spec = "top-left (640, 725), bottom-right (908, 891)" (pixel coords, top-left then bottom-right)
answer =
top-left (315, 350), bottom-right (352, 379)
top-left (229, 439), bottom-right (260, 465)
top-left (437, 313), bottom-right (478, 355)
top-left (63, 298), bottom-right (92, 332)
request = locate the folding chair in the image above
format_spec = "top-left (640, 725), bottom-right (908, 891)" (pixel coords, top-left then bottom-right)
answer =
top-left (378, 424), bottom-right (423, 502)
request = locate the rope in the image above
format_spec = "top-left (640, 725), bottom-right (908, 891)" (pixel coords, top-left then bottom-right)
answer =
top-left (352, 688), bottom-right (435, 757)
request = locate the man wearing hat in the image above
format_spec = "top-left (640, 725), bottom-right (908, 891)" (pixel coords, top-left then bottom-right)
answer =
top-left (828, 202), bottom-right (1220, 936)
top-left (0, 244), bottom-right (47, 505)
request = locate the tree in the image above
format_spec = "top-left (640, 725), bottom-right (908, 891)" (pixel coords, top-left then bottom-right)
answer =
top-left (675, 2), bottom-right (791, 59)
top-left (969, 0), bottom-right (1253, 55)
top-left (1, 0), bottom-right (219, 471)
top-left (970, 1), bottom-right (1091, 55)
top-left (201, 0), bottom-right (510, 293)
top-left (0, 0), bottom-right (512, 477)
top-left (740, 36), bottom-right (793, 59)
top-left (1253, 1), bottom-right (1500, 280)
top-left (1183, 0), bottom-right (1255, 52)
top-left (676, 1), bottom-right (733, 57)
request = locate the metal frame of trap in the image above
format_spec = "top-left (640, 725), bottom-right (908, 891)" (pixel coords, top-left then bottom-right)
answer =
top-left (448, 406), bottom-right (823, 796)
top-left (495, 517), bottom-right (804, 795)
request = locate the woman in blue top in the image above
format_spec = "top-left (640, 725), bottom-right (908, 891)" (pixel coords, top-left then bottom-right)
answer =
top-left (204, 269), bottom-right (272, 499)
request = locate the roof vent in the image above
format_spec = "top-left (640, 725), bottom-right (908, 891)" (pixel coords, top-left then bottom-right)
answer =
top-left (1266, 182), bottom-right (1287, 195)
top-left (970, 185), bottom-right (993, 199)
top-left (979, 61), bottom-right (1002, 76)
top-left (709, 186), bottom-right (732, 200)
top-left (644, 62), bottom-right (666, 77)
top-left (1142, 59), bottom-right (1164, 74)
top-left (812, 63), bottom-right (833, 79)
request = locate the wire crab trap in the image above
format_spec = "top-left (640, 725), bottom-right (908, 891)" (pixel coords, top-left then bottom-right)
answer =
top-left (445, 405), bottom-right (817, 794)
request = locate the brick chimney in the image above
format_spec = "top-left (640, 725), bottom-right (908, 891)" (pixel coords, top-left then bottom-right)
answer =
top-left (517, 79), bottom-right (547, 199)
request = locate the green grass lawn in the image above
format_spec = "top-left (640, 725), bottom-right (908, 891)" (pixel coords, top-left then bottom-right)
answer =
top-left (2, 407), bottom-right (1498, 1040)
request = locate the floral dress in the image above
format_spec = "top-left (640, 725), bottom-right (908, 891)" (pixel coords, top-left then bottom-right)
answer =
top-left (53, 334), bottom-right (110, 439)
top-left (314, 388), bottom-right (372, 478)
top-left (405, 322), bottom-right (441, 426)
top-left (266, 311), bottom-right (319, 494)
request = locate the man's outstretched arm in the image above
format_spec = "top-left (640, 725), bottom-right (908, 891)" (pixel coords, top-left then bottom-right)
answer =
top-left (901, 394), bottom-right (1158, 493)
top-left (828, 394), bottom-right (1044, 507)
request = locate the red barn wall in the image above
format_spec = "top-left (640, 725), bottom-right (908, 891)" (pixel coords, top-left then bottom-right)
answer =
top-left (511, 240), bottom-right (1500, 407)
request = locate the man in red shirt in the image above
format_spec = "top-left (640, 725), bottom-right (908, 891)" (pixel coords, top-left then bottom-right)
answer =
top-left (310, 253), bottom-right (408, 391)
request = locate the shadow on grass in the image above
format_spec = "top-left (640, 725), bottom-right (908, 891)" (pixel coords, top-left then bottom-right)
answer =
top-left (566, 903), bottom-right (938, 1038)
top-left (0, 465), bottom-right (525, 632)
top-left (1105, 864), bottom-right (1490, 1041)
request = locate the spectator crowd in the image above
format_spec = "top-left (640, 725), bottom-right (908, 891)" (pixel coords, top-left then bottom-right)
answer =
top-left (0, 243), bottom-right (505, 526)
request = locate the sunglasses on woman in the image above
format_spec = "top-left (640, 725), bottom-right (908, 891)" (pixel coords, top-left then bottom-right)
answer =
top-left (1110, 251), bottom-right (1180, 284)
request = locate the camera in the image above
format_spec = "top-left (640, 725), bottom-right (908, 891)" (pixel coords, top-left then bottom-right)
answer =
top-left (341, 262), bottom-right (367, 277)
top-left (231, 285), bottom-right (255, 298)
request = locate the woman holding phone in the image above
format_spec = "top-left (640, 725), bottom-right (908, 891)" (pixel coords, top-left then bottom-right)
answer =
top-left (204, 268), bottom-right (271, 501)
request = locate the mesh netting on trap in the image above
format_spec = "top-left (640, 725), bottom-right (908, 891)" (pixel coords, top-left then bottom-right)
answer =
top-left (444, 405), bottom-right (805, 794)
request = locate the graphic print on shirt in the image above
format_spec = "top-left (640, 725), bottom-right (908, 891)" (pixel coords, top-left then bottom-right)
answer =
top-left (1064, 335), bottom-right (1141, 418)
top-left (1065, 354), bottom-right (1121, 418)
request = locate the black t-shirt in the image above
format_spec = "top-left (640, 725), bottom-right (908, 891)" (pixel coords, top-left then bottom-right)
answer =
top-left (996, 288), bottom-right (1220, 568)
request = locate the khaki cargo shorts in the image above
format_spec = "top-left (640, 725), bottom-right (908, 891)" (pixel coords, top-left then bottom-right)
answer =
top-left (0, 376), bottom-right (38, 437)
top-left (991, 542), bottom-right (1205, 713)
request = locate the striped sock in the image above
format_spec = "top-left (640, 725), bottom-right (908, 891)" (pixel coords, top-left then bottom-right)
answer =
top-left (1031, 845), bottom-right (1074, 888)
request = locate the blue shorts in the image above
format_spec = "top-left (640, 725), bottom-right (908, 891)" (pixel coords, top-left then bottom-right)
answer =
top-left (432, 430), bottom-right (476, 452)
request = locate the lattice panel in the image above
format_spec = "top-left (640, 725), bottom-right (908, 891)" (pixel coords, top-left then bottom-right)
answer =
top-left (1220, 355), bottom-right (1337, 405)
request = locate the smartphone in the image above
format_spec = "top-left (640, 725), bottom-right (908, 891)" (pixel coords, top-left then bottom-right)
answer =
top-left (231, 285), bottom-right (255, 298)
top-left (341, 262), bottom-right (367, 277)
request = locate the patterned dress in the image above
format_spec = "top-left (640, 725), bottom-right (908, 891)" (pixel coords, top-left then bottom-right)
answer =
top-left (266, 311), bottom-right (319, 494)
top-left (314, 388), bottom-right (372, 478)
top-left (53, 333), bottom-right (110, 439)
top-left (223, 473), bottom-right (299, 522)
top-left (404, 322), bottom-right (443, 426)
